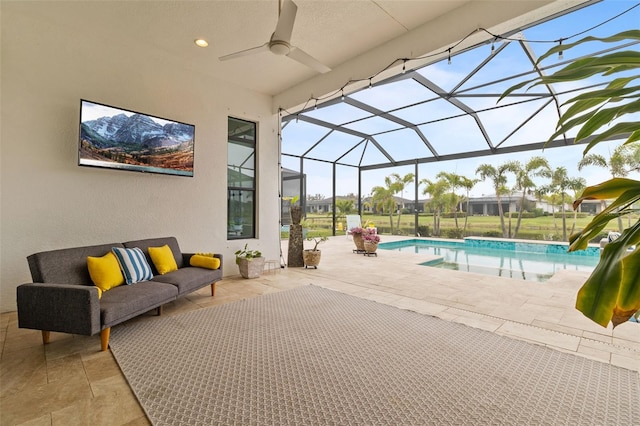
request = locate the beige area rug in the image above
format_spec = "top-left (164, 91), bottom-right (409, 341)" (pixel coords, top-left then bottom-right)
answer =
top-left (110, 285), bottom-right (640, 425)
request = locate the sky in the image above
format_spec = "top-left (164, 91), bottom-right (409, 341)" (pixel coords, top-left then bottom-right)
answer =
top-left (280, 0), bottom-right (640, 200)
top-left (81, 100), bottom-right (173, 126)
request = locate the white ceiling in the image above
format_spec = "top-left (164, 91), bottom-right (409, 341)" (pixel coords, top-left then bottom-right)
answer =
top-left (12, 0), bottom-right (589, 110)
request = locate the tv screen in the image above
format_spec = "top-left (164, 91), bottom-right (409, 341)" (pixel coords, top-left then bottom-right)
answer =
top-left (78, 99), bottom-right (195, 177)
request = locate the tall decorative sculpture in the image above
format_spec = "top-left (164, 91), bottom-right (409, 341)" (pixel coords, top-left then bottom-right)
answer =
top-left (287, 197), bottom-right (304, 267)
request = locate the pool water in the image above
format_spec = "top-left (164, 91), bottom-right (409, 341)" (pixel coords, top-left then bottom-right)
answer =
top-left (379, 239), bottom-right (600, 282)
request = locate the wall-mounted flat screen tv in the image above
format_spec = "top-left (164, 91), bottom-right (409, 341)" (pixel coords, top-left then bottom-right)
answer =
top-left (78, 99), bottom-right (195, 177)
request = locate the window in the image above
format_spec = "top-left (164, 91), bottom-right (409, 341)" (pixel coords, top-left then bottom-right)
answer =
top-left (227, 117), bottom-right (256, 239)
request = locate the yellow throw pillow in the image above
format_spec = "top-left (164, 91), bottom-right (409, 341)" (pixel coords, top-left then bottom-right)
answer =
top-left (148, 245), bottom-right (178, 275)
top-left (190, 254), bottom-right (221, 270)
top-left (87, 252), bottom-right (125, 296)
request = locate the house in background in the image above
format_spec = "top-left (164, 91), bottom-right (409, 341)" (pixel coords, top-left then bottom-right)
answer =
top-left (466, 193), bottom-right (555, 216)
top-left (306, 193), bottom-right (571, 217)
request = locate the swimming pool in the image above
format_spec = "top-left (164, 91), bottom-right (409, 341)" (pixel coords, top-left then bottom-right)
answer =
top-left (379, 238), bottom-right (600, 282)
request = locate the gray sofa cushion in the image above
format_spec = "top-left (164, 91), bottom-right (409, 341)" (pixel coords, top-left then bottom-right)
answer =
top-left (152, 267), bottom-right (222, 295)
top-left (123, 237), bottom-right (184, 273)
top-left (100, 281), bottom-right (178, 328)
top-left (27, 243), bottom-right (125, 285)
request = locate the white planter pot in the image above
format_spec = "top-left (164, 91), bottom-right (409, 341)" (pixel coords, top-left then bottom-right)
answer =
top-left (237, 257), bottom-right (265, 279)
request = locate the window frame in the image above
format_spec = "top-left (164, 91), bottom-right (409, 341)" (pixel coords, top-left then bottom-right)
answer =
top-left (227, 116), bottom-right (257, 240)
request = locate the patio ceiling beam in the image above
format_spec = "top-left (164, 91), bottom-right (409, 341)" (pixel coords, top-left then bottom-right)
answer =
top-left (279, 27), bottom-right (639, 171)
top-left (281, 152), bottom-right (358, 168)
top-left (452, 40), bottom-right (640, 98)
top-left (292, 114), bottom-right (397, 165)
top-left (369, 69), bottom-right (417, 88)
top-left (343, 97), bottom-right (440, 160)
top-left (358, 140), bottom-right (370, 167)
top-left (364, 80), bottom-right (601, 140)
top-left (494, 98), bottom-right (554, 149)
top-left (283, 40), bottom-right (631, 128)
top-left (450, 37), bottom-right (512, 95)
top-left (453, 93), bottom-right (553, 98)
top-left (358, 132), bottom-right (628, 171)
top-left (368, 136), bottom-right (398, 165)
top-left (335, 138), bottom-right (367, 164)
top-left (301, 129), bottom-right (334, 158)
top-left (363, 94), bottom-right (549, 142)
top-left (519, 37), bottom-right (567, 144)
top-left (288, 114), bottom-right (368, 139)
top-left (412, 73), bottom-right (495, 151)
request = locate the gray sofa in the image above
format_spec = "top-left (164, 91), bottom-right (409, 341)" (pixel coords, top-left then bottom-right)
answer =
top-left (17, 236), bottom-right (223, 351)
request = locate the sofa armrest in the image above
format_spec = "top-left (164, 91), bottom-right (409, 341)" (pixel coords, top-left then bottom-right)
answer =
top-left (17, 283), bottom-right (101, 336)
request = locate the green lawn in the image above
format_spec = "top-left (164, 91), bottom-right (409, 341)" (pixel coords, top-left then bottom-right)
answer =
top-left (291, 212), bottom-right (630, 243)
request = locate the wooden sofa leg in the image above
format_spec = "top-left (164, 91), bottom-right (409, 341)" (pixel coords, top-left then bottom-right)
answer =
top-left (41, 330), bottom-right (50, 344)
top-left (157, 305), bottom-right (163, 316)
top-left (100, 328), bottom-right (110, 352)
top-left (211, 282), bottom-right (216, 297)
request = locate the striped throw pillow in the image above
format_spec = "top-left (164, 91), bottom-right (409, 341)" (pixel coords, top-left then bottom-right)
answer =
top-left (111, 247), bottom-right (154, 284)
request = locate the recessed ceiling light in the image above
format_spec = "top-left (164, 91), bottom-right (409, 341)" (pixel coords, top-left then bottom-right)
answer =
top-left (194, 39), bottom-right (209, 48)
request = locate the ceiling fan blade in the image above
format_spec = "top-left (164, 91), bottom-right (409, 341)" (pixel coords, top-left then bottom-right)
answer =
top-left (272, 0), bottom-right (297, 43)
top-left (287, 47), bottom-right (331, 74)
top-left (219, 43), bottom-right (270, 61)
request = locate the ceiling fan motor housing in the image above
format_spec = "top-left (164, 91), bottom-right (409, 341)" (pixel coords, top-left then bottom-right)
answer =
top-left (269, 40), bottom-right (291, 55)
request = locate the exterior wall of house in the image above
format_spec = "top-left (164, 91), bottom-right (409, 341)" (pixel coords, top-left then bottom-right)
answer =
top-left (466, 195), bottom-right (557, 216)
top-left (304, 194), bottom-right (600, 220)
top-left (0, 4), bottom-right (280, 312)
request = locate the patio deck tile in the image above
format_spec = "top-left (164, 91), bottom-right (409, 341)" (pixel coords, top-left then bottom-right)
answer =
top-left (2, 235), bottom-right (638, 425)
top-left (495, 321), bottom-right (581, 352)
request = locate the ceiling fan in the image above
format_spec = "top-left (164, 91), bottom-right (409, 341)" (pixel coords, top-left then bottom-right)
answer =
top-left (219, 0), bottom-right (331, 74)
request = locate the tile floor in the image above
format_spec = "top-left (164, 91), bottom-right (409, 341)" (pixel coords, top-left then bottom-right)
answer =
top-left (1, 236), bottom-right (638, 425)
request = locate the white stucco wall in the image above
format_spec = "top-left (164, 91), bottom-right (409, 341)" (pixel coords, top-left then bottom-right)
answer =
top-left (0, 4), bottom-right (281, 312)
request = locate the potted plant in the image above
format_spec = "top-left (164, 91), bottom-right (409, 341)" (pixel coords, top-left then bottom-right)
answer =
top-left (234, 243), bottom-right (264, 279)
top-left (362, 230), bottom-right (381, 254)
top-left (349, 226), bottom-right (365, 252)
top-left (288, 195), bottom-right (302, 225)
top-left (303, 236), bottom-right (327, 269)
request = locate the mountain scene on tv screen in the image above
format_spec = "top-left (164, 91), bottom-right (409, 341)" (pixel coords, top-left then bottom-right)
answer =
top-left (80, 112), bottom-right (194, 172)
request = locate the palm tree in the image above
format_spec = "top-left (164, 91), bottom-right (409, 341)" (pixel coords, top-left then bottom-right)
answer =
top-left (542, 192), bottom-right (561, 238)
top-left (578, 145), bottom-right (635, 178)
top-left (475, 162), bottom-right (518, 238)
top-left (436, 171), bottom-right (464, 231)
top-left (390, 172), bottom-right (415, 230)
top-left (336, 199), bottom-right (355, 217)
top-left (569, 184), bottom-right (587, 236)
top-left (420, 178), bottom-right (449, 237)
top-left (578, 145), bottom-right (638, 231)
top-left (626, 143), bottom-right (640, 173)
top-left (459, 176), bottom-right (478, 236)
top-left (542, 167), bottom-right (586, 241)
top-left (511, 156), bottom-right (550, 238)
top-left (371, 176), bottom-right (400, 234)
top-left (362, 198), bottom-right (372, 213)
